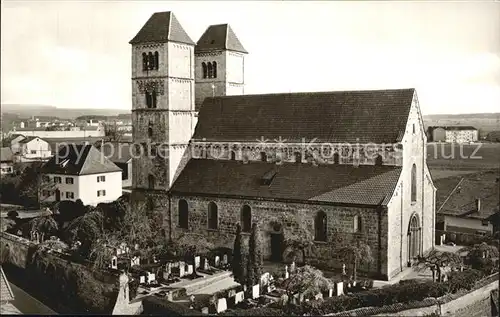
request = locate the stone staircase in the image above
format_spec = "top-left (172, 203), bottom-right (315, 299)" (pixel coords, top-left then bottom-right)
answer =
top-left (184, 271), bottom-right (233, 295)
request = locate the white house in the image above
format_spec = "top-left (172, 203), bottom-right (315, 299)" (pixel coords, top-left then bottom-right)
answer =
top-left (9, 135), bottom-right (26, 154)
top-left (0, 147), bottom-right (14, 175)
top-left (17, 136), bottom-right (52, 161)
top-left (40, 144), bottom-right (123, 206)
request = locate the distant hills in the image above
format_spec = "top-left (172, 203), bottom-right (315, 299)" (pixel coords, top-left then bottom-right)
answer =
top-left (1, 104), bottom-right (129, 120)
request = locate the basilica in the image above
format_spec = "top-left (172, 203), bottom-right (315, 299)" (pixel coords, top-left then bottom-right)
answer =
top-left (129, 11), bottom-right (436, 280)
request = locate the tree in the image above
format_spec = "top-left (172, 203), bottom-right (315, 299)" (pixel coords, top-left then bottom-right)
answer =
top-left (283, 220), bottom-right (313, 265)
top-left (466, 242), bottom-right (499, 274)
top-left (17, 162), bottom-right (56, 208)
top-left (278, 265), bottom-right (334, 300)
top-left (64, 210), bottom-right (106, 258)
top-left (29, 215), bottom-right (59, 243)
top-left (247, 223), bottom-right (263, 289)
top-left (232, 224), bottom-right (246, 284)
top-left (1, 218), bottom-right (16, 232)
top-left (418, 250), bottom-right (463, 282)
top-left (337, 241), bottom-right (374, 281)
top-left (174, 232), bottom-right (214, 277)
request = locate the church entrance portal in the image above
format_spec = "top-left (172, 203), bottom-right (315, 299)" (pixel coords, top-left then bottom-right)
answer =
top-left (270, 233), bottom-right (283, 262)
top-left (408, 214), bottom-right (421, 266)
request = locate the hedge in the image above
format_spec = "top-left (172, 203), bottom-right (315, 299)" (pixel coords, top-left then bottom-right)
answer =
top-left (220, 307), bottom-right (286, 316)
top-left (142, 296), bottom-right (204, 316)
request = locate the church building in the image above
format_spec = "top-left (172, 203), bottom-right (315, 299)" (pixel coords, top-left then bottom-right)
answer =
top-left (129, 11), bottom-right (436, 280)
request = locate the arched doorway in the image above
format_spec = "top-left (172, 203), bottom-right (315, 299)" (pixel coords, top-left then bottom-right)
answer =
top-left (269, 221), bottom-right (284, 262)
top-left (408, 214), bottom-right (421, 266)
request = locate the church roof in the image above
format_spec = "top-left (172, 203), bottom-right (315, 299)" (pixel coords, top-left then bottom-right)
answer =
top-left (42, 144), bottom-right (122, 176)
top-left (0, 266), bottom-right (14, 303)
top-left (170, 159), bottom-right (402, 206)
top-left (193, 89), bottom-right (415, 143)
top-left (129, 12), bottom-right (195, 45)
top-left (195, 24), bottom-right (247, 53)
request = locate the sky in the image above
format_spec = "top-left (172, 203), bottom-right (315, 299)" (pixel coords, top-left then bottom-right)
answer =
top-left (1, 1), bottom-right (499, 115)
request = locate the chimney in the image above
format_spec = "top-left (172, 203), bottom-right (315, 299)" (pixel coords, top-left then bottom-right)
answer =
top-left (476, 198), bottom-right (481, 212)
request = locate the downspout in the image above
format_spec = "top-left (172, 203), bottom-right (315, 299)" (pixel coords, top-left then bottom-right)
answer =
top-left (378, 205), bottom-right (384, 278)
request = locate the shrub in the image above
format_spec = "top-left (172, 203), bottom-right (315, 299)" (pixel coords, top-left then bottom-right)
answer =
top-left (221, 307), bottom-right (285, 316)
top-left (446, 269), bottom-right (484, 293)
top-left (142, 296), bottom-right (203, 316)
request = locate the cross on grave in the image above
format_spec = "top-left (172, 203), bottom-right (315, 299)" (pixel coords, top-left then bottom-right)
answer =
top-left (290, 261), bottom-right (296, 273)
top-left (342, 263), bottom-right (347, 275)
top-left (285, 265), bottom-right (289, 279)
top-left (203, 258), bottom-right (210, 270)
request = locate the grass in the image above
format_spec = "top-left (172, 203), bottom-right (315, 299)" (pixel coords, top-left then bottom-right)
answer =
top-left (427, 143), bottom-right (500, 171)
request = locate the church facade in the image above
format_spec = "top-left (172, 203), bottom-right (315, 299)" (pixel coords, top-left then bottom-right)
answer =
top-left (129, 11), bottom-right (436, 280)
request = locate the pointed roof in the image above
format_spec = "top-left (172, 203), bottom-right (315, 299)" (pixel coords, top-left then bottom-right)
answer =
top-left (195, 24), bottom-right (247, 53)
top-left (42, 144), bottom-right (122, 176)
top-left (129, 11), bottom-right (195, 45)
top-left (0, 266), bottom-right (14, 303)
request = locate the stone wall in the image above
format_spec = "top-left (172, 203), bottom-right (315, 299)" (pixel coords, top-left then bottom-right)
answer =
top-left (170, 194), bottom-right (389, 278)
top-left (0, 231), bottom-right (31, 268)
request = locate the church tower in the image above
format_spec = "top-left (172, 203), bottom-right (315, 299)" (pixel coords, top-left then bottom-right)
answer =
top-left (129, 12), bottom-right (195, 213)
top-left (194, 24), bottom-right (247, 115)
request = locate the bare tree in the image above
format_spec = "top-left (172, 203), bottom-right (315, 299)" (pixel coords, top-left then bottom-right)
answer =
top-left (418, 250), bottom-right (463, 282)
top-left (282, 214), bottom-right (314, 265)
top-left (337, 241), bottom-right (374, 281)
top-left (278, 265), bottom-right (334, 300)
top-left (174, 232), bottom-right (214, 277)
top-left (28, 215), bottom-right (59, 243)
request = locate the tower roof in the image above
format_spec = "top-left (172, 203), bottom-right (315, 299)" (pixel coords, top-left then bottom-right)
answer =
top-left (129, 11), bottom-right (195, 45)
top-left (195, 24), bottom-right (247, 54)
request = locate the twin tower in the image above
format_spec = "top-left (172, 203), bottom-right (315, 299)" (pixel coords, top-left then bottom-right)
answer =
top-left (129, 12), bottom-right (247, 192)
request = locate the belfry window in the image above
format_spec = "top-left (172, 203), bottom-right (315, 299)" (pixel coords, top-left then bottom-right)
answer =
top-left (207, 62), bottom-right (213, 79)
top-left (260, 151), bottom-right (267, 162)
top-left (148, 174), bottom-right (155, 189)
top-left (212, 62), bottom-right (217, 78)
top-left (146, 90), bottom-right (157, 109)
top-left (142, 53), bottom-right (148, 71)
top-left (294, 152), bottom-right (302, 163)
top-left (202, 62), bottom-right (207, 79)
top-left (154, 51), bottom-right (159, 70)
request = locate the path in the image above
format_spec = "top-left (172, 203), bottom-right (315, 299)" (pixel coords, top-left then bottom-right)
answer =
top-left (9, 282), bottom-right (57, 315)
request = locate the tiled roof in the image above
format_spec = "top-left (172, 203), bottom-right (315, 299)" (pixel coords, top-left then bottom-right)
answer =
top-left (170, 159), bottom-right (401, 206)
top-left (193, 89), bottom-right (415, 143)
top-left (436, 170), bottom-right (499, 220)
top-left (44, 137), bottom-right (104, 153)
top-left (0, 147), bottom-right (14, 162)
top-left (0, 266), bottom-right (14, 302)
top-left (41, 144), bottom-right (122, 176)
top-left (129, 12), bottom-right (195, 45)
top-left (195, 24), bottom-right (247, 53)
top-left (18, 136), bottom-right (44, 144)
top-left (429, 126), bottom-right (478, 131)
top-left (100, 142), bottom-right (132, 163)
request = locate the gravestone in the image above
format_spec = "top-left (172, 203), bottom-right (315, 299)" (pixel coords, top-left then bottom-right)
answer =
top-left (147, 272), bottom-right (155, 284)
top-left (315, 293), bottom-right (323, 300)
top-left (179, 263), bottom-right (185, 277)
top-left (139, 275), bottom-right (145, 284)
top-left (328, 288), bottom-right (333, 297)
top-left (252, 284), bottom-right (260, 299)
top-left (228, 289), bottom-right (237, 298)
top-left (111, 255), bottom-right (118, 270)
top-left (216, 298), bottom-right (227, 313)
top-left (201, 307), bottom-right (209, 315)
top-left (222, 254), bottom-right (228, 265)
top-left (260, 272), bottom-right (270, 286)
top-left (290, 261), bottom-right (296, 273)
top-left (284, 265), bottom-right (289, 279)
top-left (195, 256), bottom-right (201, 268)
top-left (342, 263), bottom-right (347, 275)
top-left (336, 282), bottom-right (344, 296)
top-left (215, 256), bottom-right (220, 267)
top-left (279, 294), bottom-right (289, 306)
top-left (203, 258), bottom-right (210, 270)
top-left (187, 264), bottom-right (193, 275)
top-left (235, 291), bottom-right (244, 304)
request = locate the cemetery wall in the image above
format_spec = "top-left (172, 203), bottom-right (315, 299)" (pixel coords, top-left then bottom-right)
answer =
top-left (170, 195), bottom-right (388, 278)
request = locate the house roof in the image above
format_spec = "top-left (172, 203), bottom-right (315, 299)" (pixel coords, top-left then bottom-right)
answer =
top-left (195, 24), bottom-right (247, 53)
top-left (41, 144), bottom-right (122, 176)
top-left (436, 170), bottom-right (499, 220)
top-left (100, 142), bottom-right (132, 163)
top-left (0, 147), bottom-right (14, 162)
top-left (44, 137), bottom-right (104, 153)
top-left (170, 159), bottom-right (401, 206)
top-left (129, 11), bottom-right (195, 45)
top-left (193, 89), bottom-right (415, 143)
top-left (18, 136), bottom-right (45, 144)
top-left (430, 126), bottom-right (478, 131)
top-left (0, 266), bottom-right (14, 302)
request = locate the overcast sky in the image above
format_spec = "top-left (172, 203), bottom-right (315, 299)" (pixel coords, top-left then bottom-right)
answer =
top-left (2, 1), bottom-right (499, 114)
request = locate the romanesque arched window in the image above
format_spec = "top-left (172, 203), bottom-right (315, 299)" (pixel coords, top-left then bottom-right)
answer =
top-left (241, 205), bottom-right (252, 232)
top-left (178, 199), bottom-right (189, 229)
top-left (353, 215), bottom-right (362, 233)
top-left (333, 152), bottom-right (340, 164)
top-left (207, 62), bottom-right (213, 78)
top-left (148, 52), bottom-right (154, 70)
top-left (230, 151), bottom-right (236, 161)
top-left (314, 211), bottom-right (327, 242)
top-left (208, 202), bottom-right (218, 230)
top-left (411, 164), bottom-right (417, 203)
top-left (212, 62), bottom-right (217, 78)
top-left (142, 53), bottom-right (148, 71)
top-left (148, 127), bottom-right (153, 138)
top-left (375, 154), bottom-right (383, 166)
top-left (146, 92), bottom-right (152, 108)
top-left (260, 151), bottom-right (267, 162)
top-left (154, 51), bottom-right (159, 70)
top-left (202, 62), bottom-right (207, 79)
top-left (148, 174), bottom-right (155, 189)
top-left (151, 90), bottom-right (157, 108)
